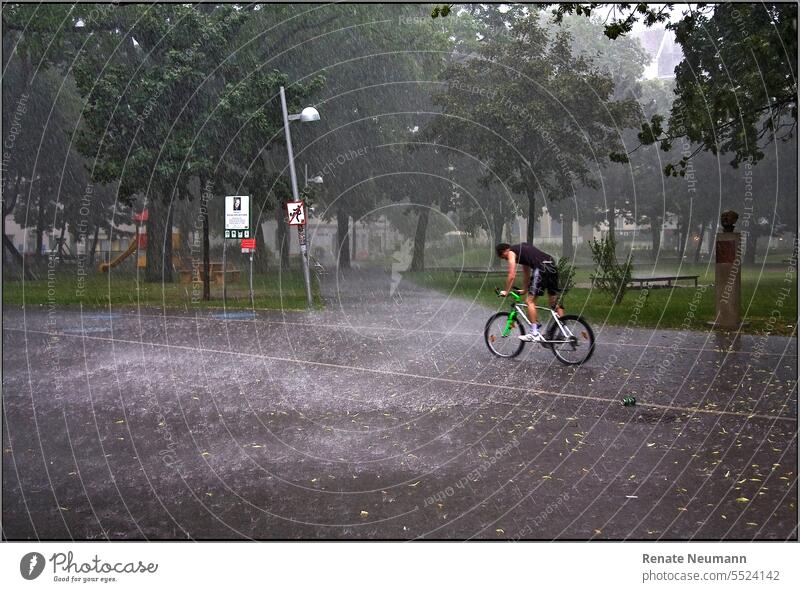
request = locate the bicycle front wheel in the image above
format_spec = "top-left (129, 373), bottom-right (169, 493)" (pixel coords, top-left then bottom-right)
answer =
top-left (484, 312), bottom-right (526, 358)
top-left (545, 314), bottom-right (595, 365)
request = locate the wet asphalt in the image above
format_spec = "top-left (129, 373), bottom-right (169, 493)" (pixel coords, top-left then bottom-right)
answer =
top-left (2, 268), bottom-right (797, 540)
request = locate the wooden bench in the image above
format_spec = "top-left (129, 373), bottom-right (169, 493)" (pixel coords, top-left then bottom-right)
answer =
top-left (630, 275), bottom-right (699, 289)
top-left (424, 267), bottom-right (508, 278)
top-left (591, 274), bottom-right (699, 289)
top-left (456, 268), bottom-right (507, 278)
top-left (180, 262), bottom-right (240, 284)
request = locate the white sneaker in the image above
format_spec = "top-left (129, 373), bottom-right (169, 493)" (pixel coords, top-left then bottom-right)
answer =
top-left (519, 332), bottom-right (545, 342)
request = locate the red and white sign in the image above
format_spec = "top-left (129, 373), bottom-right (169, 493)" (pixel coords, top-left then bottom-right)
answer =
top-left (286, 201), bottom-right (306, 226)
top-left (241, 238), bottom-right (256, 253)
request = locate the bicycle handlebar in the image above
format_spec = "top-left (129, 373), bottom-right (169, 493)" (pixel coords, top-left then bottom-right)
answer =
top-left (495, 287), bottom-right (524, 301)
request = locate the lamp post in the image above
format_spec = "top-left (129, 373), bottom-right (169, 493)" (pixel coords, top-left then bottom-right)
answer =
top-left (279, 85), bottom-right (319, 309)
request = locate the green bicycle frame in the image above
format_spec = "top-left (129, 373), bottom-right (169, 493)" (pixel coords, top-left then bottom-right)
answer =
top-left (498, 290), bottom-right (574, 343)
top-left (501, 291), bottom-right (524, 337)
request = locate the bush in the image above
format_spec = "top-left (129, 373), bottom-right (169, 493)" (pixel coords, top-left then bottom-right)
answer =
top-left (589, 233), bottom-right (632, 304)
top-left (556, 257), bottom-right (576, 295)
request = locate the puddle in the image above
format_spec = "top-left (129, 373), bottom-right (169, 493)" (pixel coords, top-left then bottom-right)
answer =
top-left (62, 326), bottom-right (113, 334)
top-left (211, 311), bottom-right (257, 320)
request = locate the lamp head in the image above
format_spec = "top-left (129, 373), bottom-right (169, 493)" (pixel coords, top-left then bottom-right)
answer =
top-left (300, 107), bottom-right (320, 122)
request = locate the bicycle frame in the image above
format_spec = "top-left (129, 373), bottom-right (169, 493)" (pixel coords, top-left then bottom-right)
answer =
top-left (500, 291), bottom-right (575, 343)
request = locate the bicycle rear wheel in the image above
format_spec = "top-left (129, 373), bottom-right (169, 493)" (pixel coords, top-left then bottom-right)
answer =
top-left (484, 312), bottom-right (526, 358)
top-left (545, 314), bottom-right (595, 365)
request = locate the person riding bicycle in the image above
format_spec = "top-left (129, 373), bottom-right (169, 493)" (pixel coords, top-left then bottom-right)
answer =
top-left (496, 242), bottom-right (564, 342)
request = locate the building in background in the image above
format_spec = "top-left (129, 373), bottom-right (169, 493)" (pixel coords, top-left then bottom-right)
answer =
top-left (635, 27), bottom-right (683, 80)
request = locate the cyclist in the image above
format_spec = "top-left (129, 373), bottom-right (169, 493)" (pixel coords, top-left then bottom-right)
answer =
top-left (496, 242), bottom-right (564, 342)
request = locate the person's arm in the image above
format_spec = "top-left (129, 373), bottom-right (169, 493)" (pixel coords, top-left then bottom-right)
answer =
top-left (501, 251), bottom-right (517, 295)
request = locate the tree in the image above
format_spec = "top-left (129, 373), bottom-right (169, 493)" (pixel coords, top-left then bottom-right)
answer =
top-left (273, 4), bottom-right (457, 271)
top-left (5, 4), bottom-right (325, 283)
top-left (2, 33), bottom-right (84, 273)
top-left (424, 9), bottom-right (641, 254)
top-left (659, 3), bottom-right (796, 174)
top-left (436, 4), bottom-right (797, 175)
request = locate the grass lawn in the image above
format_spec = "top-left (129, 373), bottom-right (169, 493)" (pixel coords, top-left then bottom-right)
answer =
top-left (405, 264), bottom-right (798, 336)
top-left (2, 269), bottom-right (321, 310)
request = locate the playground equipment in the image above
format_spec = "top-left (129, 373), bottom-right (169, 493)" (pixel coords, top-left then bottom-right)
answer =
top-left (98, 238), bottom-right (138, 272)
top-left (98, 209), bottom-right (182, 272)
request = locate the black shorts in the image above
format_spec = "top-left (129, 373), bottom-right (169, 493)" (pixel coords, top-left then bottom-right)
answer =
top-left (528, 262), bottom-right (560, 297)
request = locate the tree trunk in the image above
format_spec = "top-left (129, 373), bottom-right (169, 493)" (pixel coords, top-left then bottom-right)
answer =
top-left (743, 228), bottom-right (761, 266)
top-left (562, 207), bottom-right (574, 260)
top-left (526, 191), bottom-right (535, 244)
top-left (3, 178), bottom-right (20, 264)
top-left (409, 206), bottom-right (429, 272)
top-left (2, 196), bottom-right (35, 279)
top-left (351, 217), bottom-right (357, 261)
top-left (88, 225), bottom-right (100, 268)
top-left (3, 232), bottom-right (23, 265)
top-left (336, 209), bottom-right (350, 270)
top-left (607, 198), bottom-right (616, 240)
top-left (165, 201), bottom-right (174, 282)
top-left (202, 192), bottom-right (210, 300)
top-left (693, 219), bottom-right (707, 263)
top-left (492, 214), bottom-right (504, 248)
top-left (275, 203), bottom-right (290, 270)
top-left (145, 197), bottom-right (172, 283)
top-left (253, 223), bottom-right (270, 273)
top-left (35, 191), bottom-right (46, 265)
top-left (57, 218), bottom-right (66, 263)
top-left (650, 214), bottom-right (661, 260)
top-left (676, 219), bottom-right (688, 261)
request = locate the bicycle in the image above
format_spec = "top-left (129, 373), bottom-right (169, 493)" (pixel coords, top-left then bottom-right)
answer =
top-left (484, 287), bottom-right (596, 365)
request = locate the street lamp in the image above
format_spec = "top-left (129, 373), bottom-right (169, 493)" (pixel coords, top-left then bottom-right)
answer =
top-left (279, 86), bottom-right (319, 309)
top-left (304, 164), bottom-right (323, 187)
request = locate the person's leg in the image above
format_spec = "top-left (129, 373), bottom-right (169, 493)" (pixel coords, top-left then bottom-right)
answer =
top-left (543, 265), bottom-right (564, 317)
top-left (548, 293), bottom-right (564, 317)
top-left (527, 294), bottom-right (539, 330)
top-left (527, 267), bottom-right (541, 332)
top-left (519, 268), bottom-right (544, 341)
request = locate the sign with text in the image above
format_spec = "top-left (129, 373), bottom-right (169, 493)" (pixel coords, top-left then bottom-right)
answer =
top-left (225, 195), bottom-right (250, 239)
top-left (241, 238), bottom-right (256, 253)
top-left (286, 201), bottom-right (306, 226)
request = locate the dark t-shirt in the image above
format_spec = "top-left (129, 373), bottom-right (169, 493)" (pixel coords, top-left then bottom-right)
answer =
top-left (509, 243), bottom-right (552, 270)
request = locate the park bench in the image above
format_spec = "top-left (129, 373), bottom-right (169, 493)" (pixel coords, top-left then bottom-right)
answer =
top-left (180, 262), bottom-right (241, 284)
top-left (424, 267), bottom-right (508, 277)
top-left (591, 274), bottom-right (699, 289)
top-left (454, 267), bottom-right (507, 278)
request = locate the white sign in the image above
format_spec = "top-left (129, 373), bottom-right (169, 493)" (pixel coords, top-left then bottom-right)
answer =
top-left (225, 195), bottom-right (250, 239)
top-left (286, 201), bottom-right (306, 226)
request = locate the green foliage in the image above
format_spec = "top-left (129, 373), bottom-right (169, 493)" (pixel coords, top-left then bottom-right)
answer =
top-left (556, 3), bottom-right (797, 174)
top-left (2, 270), bottom-right (320, 310)
top-left (551, 4), bottom-right (674, 40)
top-left (430, 5), bottom-right (451, 19)
top-left (667, 3), bottom-right (797, 171)
top-left (556, 257), bottom-right (576, 295)
top-left (424, 9), bottom-right (642, 243)
top-left (409, 266), bottom-right (798, 336)
top-left (588, 233), bottom-right (632, 304)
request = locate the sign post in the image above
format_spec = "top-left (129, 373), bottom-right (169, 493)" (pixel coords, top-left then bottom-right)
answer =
top-left (241, 238), bottom-right (256, 304)
top-left (285, 200), bottom-right (311, 305)
top-left (279, 86), bottom-right (314, 309)
top-left (224, 196), bottom-right (250, 303)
